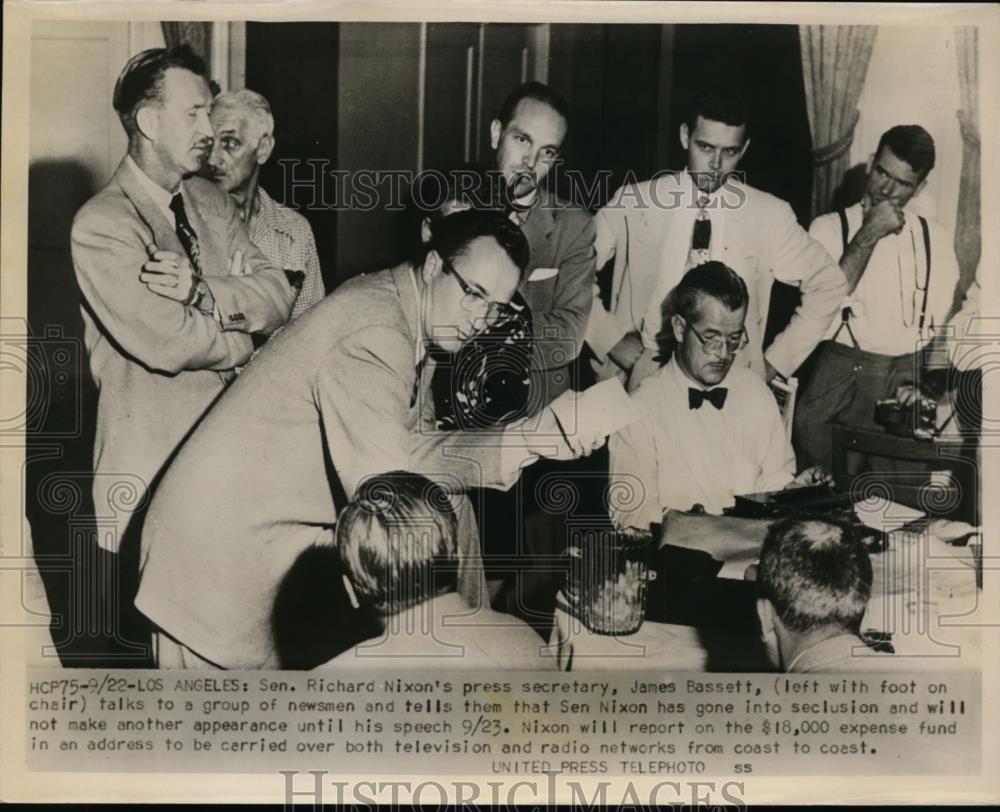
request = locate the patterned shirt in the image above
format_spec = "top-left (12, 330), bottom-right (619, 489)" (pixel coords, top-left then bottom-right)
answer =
top-left (248, 187), bottom-right (324, 319)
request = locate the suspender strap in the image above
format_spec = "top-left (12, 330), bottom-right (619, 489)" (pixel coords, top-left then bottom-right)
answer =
top-left (830, 209), bottom-right (861, 351)
top-left (918, 215), bottom-right (931, 332)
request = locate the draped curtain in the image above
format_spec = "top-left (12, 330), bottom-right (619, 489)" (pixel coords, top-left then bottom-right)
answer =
top-left (954, 26), bottom-right (980, 302)
top-left (161, 22), bottom-right (213, 77)
top-left (799, 25), bottom-right (878, 219)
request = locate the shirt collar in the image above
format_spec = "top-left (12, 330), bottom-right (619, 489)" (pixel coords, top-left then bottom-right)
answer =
top-left (684, 168), bottom-right (740, 205)
top-left (665, 355), bottom-right (729, 393)
top-left (126, 155), bottom-right (177, 223)
top-left (785, 634), bottom-right (867, 672)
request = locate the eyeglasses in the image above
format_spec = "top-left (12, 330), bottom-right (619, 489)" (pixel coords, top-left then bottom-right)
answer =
top-left (441, 257), bottom-right (515, 327)
top-left (685, 320), bottom-right (749, 356)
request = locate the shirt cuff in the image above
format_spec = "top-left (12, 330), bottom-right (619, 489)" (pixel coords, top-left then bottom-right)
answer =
top-left (586, 303), bottom-right (628, 361)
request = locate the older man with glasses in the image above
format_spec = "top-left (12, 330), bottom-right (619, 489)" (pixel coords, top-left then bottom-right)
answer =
top-left (610, 261), bottom-right (829, 528)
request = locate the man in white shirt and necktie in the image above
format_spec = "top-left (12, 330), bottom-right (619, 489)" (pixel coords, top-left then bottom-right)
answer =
top-left (610, 261), bottom-right (828, 530)
top-left (587, 86), bottom-right (845, 391)
top-left (793, 125), bottom-right (960, 471)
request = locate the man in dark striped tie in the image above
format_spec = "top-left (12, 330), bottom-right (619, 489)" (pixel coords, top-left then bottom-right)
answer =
top-left (70, 45), bottom-right (295, 663)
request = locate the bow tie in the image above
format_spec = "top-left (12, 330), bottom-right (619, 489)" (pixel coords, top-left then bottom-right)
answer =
top-left (688, 387), bottom-right (728, 410)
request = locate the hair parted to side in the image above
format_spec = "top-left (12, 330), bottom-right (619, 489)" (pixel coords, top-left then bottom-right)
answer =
top-left (876, 124), bottom-right (936, 180)
top-left (336, 472), bottom-right (458, 617)
top-left (211, 88), bottom-right (275, 143)
top-left (757, 515), bottom-right (873, 635)
top-left (656, 262), bottom-right (748, 360)
top-left (416, 208), bottom-right (530, 278)
top-left (113, 45), bottom-right (208, 137)
top-left (496, 81), bottom-right (570, 128)
top-left (685, 85), bottom-right (750, 135)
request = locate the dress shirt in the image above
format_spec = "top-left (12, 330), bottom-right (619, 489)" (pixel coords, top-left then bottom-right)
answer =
top-left (247, 187), bottom-right (325, 319)
top-left (809, 203), bottom-right (959, 356)
top-left (609, 357), bottom-right (795, 526)
top-left (126, 155), bottom-right (177, 227)
top-left (590, 170), bottom-right (844, 379)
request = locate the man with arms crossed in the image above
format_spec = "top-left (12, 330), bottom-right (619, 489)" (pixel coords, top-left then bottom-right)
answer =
top-left (70, 46), bottom-right (294, 654)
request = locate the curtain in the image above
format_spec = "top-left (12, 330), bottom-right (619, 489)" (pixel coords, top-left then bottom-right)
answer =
top-left (799, 25), bottom-right (878, 219)
top-left (954, 26), bottom-right (980, 303)
top-left (161, 22), bottom-right (213, 78)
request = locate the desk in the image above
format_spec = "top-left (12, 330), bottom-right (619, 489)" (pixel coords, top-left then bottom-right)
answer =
top-left (548, 512), bottom-right (980, 672)
top-left (830, 425), bottom-right (966, 514)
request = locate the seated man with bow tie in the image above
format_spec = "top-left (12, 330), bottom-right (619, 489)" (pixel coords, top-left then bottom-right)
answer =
top-left (609, 261), bottom-right (829, 529)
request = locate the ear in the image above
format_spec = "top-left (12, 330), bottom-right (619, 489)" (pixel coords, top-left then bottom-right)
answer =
top-left (679, 122), bottom-right (690, 151)
top-left (422, 249), bottom-right (443, 284)
top-left (419, 216), bottom-right (433, 245)
top-left (135, 105), bottom-right (159, 142)
top-left (670, 313), bottom-right (686, 344)
top-left (490, 118), bottom-right (502, 151)
top-left (256, 133), bottom-right (275, 166)
top-left (756, 597), bottom-right (774, 638)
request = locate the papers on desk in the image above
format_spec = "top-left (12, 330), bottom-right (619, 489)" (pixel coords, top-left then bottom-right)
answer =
top-left (854, 496), bottom-right (925, 532)
top-left (550, 377), bottom-right (642, 438)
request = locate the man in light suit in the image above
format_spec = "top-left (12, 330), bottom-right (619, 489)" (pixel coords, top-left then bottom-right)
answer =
top-left (587, 87), bottom-right (845, 390)
top-left (136, 210), bottom-right (604, 669)
top-left (70, 46), bottom-right (295, 655)
top-left (489, 81), bottom-right (596, 407)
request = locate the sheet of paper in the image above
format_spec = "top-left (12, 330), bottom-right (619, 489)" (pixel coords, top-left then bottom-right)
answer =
top-left (550, 376), bottom-right (642, 439)
top-left (854, 496), bottom-right (926, 531)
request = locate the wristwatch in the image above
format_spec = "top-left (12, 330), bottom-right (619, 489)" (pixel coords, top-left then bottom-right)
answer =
top-left (185, 274), bottom-right (209, 310)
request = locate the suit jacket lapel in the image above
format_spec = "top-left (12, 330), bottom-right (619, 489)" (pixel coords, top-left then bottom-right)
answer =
top-left (114, 159), bottom-right (183, 258)
top-left (180, 182), bottom-right (226, 279)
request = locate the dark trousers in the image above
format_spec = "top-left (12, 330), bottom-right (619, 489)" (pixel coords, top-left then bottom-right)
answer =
top-left (793, 341), bottom-right (920, 473)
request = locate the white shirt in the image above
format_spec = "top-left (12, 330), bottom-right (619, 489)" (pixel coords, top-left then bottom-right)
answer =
top-left (638, 172), bottom-right (739, 351)
top-left (126, 155), bottom-right (177, 228)
top-left (809, 203), bottom-right (959, 356)
top-left (609, 357), bottom-right (795, 526)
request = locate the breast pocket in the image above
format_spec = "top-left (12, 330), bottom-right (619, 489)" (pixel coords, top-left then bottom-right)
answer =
top-left (523, 268), bottom-right (559, 312)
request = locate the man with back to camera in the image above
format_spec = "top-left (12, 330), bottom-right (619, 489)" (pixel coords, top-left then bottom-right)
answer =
top-left (69, 46), bottom-right (295, 656)
top-left (488, 81), bottom-right (596, 406)
top-left (587, 86), bottom-right (845, 390)
top-left (609, 262), bottom-right (829, 530)
top-left (206, 88), bottom-right (325, 321)
top-left (755, 515), bottom-right (896, 673)
top-left (316, 471), bottom-right (554, 670)
top-left (793, 125), bottom-right (960, 472)
top-left (135, 209), bottom-right (605, 669)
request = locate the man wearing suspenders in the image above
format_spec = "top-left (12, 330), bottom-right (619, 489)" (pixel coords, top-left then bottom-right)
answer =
top-left (793, 125), bottom-right (960, 472)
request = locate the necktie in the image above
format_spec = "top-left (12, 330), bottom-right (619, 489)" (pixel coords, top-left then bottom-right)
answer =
top-left (686, 192), bottom-right (711, 271)
top-left (169, 193), bottom-right (202, 274)
top-left (688, 387), bottom-right (727, 410)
